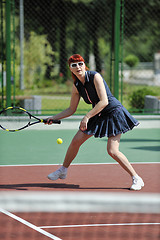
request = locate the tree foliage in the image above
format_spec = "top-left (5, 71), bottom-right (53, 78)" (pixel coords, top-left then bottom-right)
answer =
top-left (12, 0), bottom-right (160, 85)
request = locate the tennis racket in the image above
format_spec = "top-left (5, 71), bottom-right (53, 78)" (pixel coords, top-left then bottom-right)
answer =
top-left (0, 106), bottom-right (61, 132)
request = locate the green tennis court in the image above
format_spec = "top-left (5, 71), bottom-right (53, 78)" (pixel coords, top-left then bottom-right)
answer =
top-left (1, 118), bottom-right (160, 240)
top-left (1, 119), bottom-right (160, 166)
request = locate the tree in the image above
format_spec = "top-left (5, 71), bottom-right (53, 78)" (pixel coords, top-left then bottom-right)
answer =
top-left (14, 0), bottom-right (160, 83)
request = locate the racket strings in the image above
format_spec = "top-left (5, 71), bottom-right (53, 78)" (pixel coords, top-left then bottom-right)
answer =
top-left (0, 108), bottom-right (30, 131)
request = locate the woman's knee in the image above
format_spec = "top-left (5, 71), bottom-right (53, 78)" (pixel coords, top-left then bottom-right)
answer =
top-left (107, 135), bottom-right (121, 158)
top-left (107, 147), bottom-right (119, 158)
top-left (107, 148), bottom-right (113, 157)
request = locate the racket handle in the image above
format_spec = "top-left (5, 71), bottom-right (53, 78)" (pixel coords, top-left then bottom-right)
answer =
top-left (43, 119), bottom-right (61, 124)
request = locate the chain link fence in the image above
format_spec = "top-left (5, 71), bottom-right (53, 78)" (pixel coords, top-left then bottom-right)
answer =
top-left (0, 0), bottom-right (160, 114)
top-left (17, 0), bottom-right (114, 115)
top-left (123, 0), bottom-right (160, 86)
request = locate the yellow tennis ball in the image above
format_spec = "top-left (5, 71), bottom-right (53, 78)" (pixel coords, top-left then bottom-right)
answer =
top-left (57, 138), bottom-right (63, 144)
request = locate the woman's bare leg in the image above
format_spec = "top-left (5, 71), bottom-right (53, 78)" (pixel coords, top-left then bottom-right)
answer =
top-left (63, 130), bottom-right (92, 168)
top-left (48, 131), bottom-right (144, 189)
top-left (107, 134), bottom-right (137, 177)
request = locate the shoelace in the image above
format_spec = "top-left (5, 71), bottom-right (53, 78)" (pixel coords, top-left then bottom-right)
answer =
top-left (132, 178), bottom-right (138, 184)
top-left (57, 168), bottom-right (67, 175)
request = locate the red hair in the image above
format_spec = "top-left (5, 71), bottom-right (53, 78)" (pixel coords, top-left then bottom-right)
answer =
top-left (68, 54), bottom-right (88, 82)
top-left (68, 54), bottom-right (85, 65)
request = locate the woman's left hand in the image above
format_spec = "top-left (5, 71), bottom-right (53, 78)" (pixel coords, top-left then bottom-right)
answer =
top-left (80, 116), bottom-right (89, 131)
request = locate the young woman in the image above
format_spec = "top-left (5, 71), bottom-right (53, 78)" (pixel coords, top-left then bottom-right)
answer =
top-left (45, 54), bottom-right (144, 191)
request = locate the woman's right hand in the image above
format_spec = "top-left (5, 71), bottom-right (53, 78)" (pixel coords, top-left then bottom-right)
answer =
top-left (44, 117), bottom-right (55, 125)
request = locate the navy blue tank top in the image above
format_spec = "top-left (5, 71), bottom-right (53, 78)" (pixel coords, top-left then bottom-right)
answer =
top-left (74, 71), bottom-right (122, 114)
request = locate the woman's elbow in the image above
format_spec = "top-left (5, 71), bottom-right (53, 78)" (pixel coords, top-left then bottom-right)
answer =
top-left (102, 100), bottom-right (108, 108)
top-left (69, 107), bottom-right (77, 115)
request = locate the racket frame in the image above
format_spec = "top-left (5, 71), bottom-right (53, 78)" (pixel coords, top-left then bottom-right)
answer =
top-left (0, 106), bottom-right (61, 132)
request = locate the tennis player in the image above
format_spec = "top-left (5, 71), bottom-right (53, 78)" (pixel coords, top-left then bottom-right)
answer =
top-left (46, 54), bottom-right (144, 191)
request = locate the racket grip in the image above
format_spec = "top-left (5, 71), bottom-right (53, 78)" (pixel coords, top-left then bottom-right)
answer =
top-left (43, 119), bottom-right (61, 124)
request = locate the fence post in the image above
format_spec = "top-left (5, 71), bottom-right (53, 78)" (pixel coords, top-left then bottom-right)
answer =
top-left (0, 0), bottom-right (4, 107)
top-left (120, 0), bottom-right (124, 104)
top-left (114, 0), bottom-right (120, 100)
top-left (20, 0), bottom-right (24, 90)
top-left (6, 0), bottom-right (11, 107)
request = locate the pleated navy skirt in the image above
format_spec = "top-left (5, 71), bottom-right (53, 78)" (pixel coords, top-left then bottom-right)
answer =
top-left (83, 106), bottom-right (139, 138)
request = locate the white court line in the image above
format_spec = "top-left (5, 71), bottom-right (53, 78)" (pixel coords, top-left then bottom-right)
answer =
top-left (0, 162), bottom-right (160, 167)
top-left (40, 222), bottom-right (160, 229)
top-left (0, 208), bottom-right (62, 240)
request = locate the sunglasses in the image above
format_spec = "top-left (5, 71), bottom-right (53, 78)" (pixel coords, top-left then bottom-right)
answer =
top-left (70, 62), bottom-right (84, 68)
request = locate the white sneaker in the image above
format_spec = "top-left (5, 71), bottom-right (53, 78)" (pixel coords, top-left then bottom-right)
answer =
top-left (47, 168), bottom-right (67, 181)
top-left (130, 176), bottom-right (144, 191)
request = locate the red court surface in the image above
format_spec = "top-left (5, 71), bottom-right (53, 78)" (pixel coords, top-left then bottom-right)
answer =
top-left (0, 163), bottom-right (160, 240)
top-left (0, 163), bottom-right (159, 192)
top-left (0, 211), bottom-right (159, 240)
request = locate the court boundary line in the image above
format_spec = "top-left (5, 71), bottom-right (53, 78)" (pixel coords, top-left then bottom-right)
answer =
top-left (40, 222), bottom-right (160, 229)
top-left (0, 162), bottom-right (159, 167)
top-left (0, 208), bottom-right (62, 240)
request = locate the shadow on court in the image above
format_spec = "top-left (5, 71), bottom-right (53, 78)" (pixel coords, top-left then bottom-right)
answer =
top-left (120, 138), bottom-right (160, 142)
top-left (0, 183), bottom-right (129, 191)
top-left (132, 146), bottom-right (160, 151)
top-left (101, 138), bottom-right (160, 143)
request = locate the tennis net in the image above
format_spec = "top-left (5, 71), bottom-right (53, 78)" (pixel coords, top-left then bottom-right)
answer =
top-left (0, 191), bottom-right (159, 240)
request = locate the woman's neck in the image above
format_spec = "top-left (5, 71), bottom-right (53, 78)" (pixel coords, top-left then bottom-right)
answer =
top-left (77, 71), bottom-right (86, 84)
